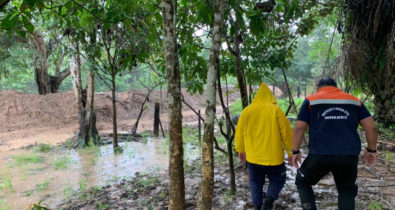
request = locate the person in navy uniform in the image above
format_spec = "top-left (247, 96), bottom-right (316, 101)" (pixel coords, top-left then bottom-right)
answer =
top-left (290, 77), bottom-right (378, 210)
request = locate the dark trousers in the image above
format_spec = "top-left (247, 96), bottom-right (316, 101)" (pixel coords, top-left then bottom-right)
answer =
top-left (248, 162), bottom-right (286, 209)
top-left (295, 155), bottom-right (359, 210)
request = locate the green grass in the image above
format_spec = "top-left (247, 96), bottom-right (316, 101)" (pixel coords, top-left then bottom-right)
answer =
top-left (161, 135), bottom-right (169, 155)
top-left (64, 139), bottom-right (74, 149)
top-left (34, 143), bottom-right (52, 152)
top-left (114, 146), bottom-right (124, 154)
top-left (230, 99), bottom-right (243, 116)
top-left (384, 151), bottom-right (395, 165)
top-left (79, 179), bottom-right (88, 191)
top-left (0, 177), bottom-right (13, 191)
top-left (25, 178), bottom-right (54, 196)
top-left (53, 156), bottom-right (73, 170)
top-left (134, 175), bottom-right (160, 190)
top-left (96, 202), bottom-right (110, 210)
top-left (0, 199), bottom-right (11, 210)
top-left (182, 126), bottom-right (199, 144)
top-left (63, 184), bottom-right (76, 201)
top-left (369, 201), bottom-right (383, 210)
top-left (12, 154), bottom-right (44, 166)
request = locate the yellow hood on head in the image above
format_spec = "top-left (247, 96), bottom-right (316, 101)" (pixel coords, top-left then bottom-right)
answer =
top-left (252, 83), bottom-right (277, 105)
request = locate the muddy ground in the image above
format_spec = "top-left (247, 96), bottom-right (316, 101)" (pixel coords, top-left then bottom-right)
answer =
top-left (58, 145), bottom-right (395, 210)
top-left (1, 89), bottom-right (394, 209)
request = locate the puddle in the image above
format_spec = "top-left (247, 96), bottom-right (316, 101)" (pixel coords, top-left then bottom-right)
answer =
top-left (0, 137), bottom-right (200, 209)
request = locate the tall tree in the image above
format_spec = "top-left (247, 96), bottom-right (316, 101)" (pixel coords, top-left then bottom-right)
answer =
top-left (342, 0), bottom-right (395, 126)
top-left (226, 0), bottom-right (249, 109)
top-left (1, 1), bottom-right (71, 94)
top-left (31, 32), bottom-right (70, 94)
top-left (198, 0), bottom-right (225, 209)
top-left (161, 0), bottom-right (185, 209)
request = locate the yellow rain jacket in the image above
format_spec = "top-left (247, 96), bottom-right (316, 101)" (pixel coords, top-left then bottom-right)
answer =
top-left (235, 83), bottom-right (293, 166)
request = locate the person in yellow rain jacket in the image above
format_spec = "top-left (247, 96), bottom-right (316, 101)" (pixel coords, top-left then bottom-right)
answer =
top-left (235, 83), bottom-right (293, 210)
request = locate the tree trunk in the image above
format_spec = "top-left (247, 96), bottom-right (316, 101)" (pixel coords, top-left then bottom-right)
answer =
top-left (32, 32), bottom-right (51, 95)
top-left (70, 43), bottom-right (83, 114)
top-left (217, 67), bottom-right (236, 195)
top-left (80, 0), bottom-right (99, 145)
top-left (31, 32), bottom-right (70, 94)
top-left (83, 69), bottom-right (99, 145)
top-left (70, 42), bottom-right (95, 146)
top-left (234, 9), bottom-right (248, 109)
top-left (154, 103), bottom-right (160, 137)
top-left (343, 1), bottom-right (395, 126)
top-left (161, 0), bottom-right (186, 209)
top-left (198, 0), bottom-right (225, 209)
top-left (111, 73), bottom-right (119, 149)
top-left (226, 122), bottom-right (236, 194)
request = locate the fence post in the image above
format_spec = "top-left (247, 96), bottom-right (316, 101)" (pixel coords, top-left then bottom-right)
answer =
top-left (198, 110), bottom-right (201, 142)
top-left (154, 103), bottom-right (160, 137)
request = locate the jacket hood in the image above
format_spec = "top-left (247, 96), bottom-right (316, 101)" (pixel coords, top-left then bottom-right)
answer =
top-left (252, 83), bottom-right (277, 105)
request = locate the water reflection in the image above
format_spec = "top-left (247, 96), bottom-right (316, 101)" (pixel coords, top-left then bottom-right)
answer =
top-left (0, 137), bottom-right (199, 209)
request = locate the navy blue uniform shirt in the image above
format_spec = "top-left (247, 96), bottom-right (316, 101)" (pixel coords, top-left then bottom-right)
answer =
top-left (297, 87), bottom-right (371, 155)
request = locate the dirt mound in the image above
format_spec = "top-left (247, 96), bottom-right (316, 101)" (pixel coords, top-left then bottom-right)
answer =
top-left (0, 89), bottom-right (215, 131)
top-left (0, 88), bottom-right (239, 150)
top-left (0, 90), bottom-right (77, 131)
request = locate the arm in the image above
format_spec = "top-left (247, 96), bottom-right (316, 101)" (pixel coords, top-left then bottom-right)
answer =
top-left (235, 113), bottom-right (246, 162)
top-left (359, 116), bottom-right (378, 166)
top-left (291, 120), bottom-right (308, 168)
top-left (276, 108), bottom-right (293, 157)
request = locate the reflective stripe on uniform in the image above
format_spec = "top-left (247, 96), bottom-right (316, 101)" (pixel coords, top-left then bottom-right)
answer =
top-left (310, 99), bottom-right (361, 106)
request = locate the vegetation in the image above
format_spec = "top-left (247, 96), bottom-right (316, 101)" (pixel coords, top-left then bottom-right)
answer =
top-left (0, 0), bottom-right (394, 209)
top-left (12, 154), bottom-right (44, 166)
top-left (0, 177), bottom-right (13, 191)
top-left (25, 178), bottom-right (54, 196)
top-left (53, 156), bottom-right (73, 170)
top-left (34, 143), bottom-right (52, 152)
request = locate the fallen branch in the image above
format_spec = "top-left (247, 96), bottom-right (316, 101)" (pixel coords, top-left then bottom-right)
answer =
top-left (106, 95), bottom-right (127, 107)
top-left (181, 94), bottom-right (205, 122)
top-left (131, 84), bottom-right (159, 135)
top-left (159, 117), bottom-right (165, 138)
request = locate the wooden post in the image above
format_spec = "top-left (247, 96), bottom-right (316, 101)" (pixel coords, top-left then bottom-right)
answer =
top-left (154, 103), bottom-right (160, 137)
top-left (198, 110), bottom-right (201, 142)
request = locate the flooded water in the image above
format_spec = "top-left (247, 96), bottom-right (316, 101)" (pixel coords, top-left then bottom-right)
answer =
top-left (0, 138), bottom-right (200, 210)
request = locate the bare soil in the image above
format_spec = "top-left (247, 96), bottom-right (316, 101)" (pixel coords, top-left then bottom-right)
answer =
top-left (0, 89), bottom-right (238, 151)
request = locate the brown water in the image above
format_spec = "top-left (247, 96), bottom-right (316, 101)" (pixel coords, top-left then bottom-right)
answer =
top-left (0, 138), bottom-right (199, 210)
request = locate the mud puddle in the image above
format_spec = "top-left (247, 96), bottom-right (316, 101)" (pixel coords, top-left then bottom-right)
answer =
top-left (0, 137), bottom-right (200, 210)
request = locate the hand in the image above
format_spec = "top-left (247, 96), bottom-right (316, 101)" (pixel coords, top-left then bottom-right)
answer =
top-left (239, 152), bottom-right (246, 163)
top-left (287, 156), bottom-right (293, 165)
top-left (291, 153), bottom-right (302, 168)
top-left (364, 151), bottom-right (377, 167)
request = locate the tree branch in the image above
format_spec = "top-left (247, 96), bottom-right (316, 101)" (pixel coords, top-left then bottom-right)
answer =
top-left (55, 67), bottom-right (70, 84)
top-left (213, 137), bottom-right (227, 155)
top-left (181, 94), bottom-right (205, 122)
top-left (225, 36), bottom-right (237, 56)
top-left (55, 50), bottom-right (66, 75)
